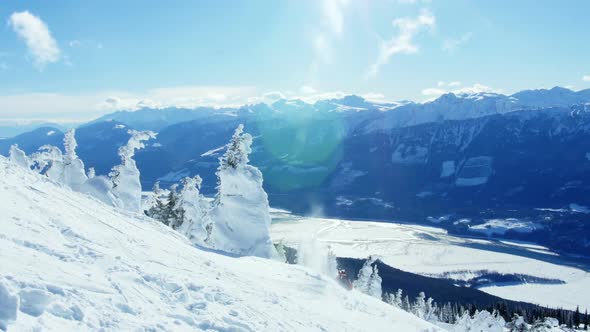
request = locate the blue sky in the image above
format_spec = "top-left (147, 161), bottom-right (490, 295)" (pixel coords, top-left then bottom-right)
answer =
top-left (1, 0), bottom-right (590, 122)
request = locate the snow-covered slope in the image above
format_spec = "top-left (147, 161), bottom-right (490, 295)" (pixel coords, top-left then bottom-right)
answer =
top-left (271, 214), bottom-right (590, 312)
top-left (0, 157), bottom-right (439, 331)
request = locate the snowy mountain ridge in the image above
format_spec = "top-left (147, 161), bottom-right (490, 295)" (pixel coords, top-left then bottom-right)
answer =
top-left (86, 86), bottom-right (590, 132)
top-left (0, 156), bottom-right (440, 331)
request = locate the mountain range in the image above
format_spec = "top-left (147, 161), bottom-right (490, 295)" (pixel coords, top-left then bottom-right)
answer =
top-left (2, 86), bottom-right (590, 255)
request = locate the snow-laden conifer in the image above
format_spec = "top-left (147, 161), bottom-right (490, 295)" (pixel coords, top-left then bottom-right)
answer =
top-left (208, 124), bottom-right (276, 258)
top-left (110, 130), bottom-right (156, 212)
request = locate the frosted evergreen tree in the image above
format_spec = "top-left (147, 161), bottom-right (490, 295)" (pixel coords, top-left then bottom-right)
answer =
top-left (353, 256), bottom-right (382, 299)
top-left (353, 257), bottom-right (374, 294)
top-left (453, 311), bottom-right (472, 332)
top-left (162, 184), bottom-right (184, 228)
top-left (208, 124), bottom-right (276, 258)
top-left (31, 145), bottom-right (64, 181)
top-left (61, 129), bottom-right (88, 190)
top-left (274, 240), bottom-right (288, 263)
top-left (424, 297), bottom-right (437, 322)
top-left (9, 144), bottom-right (30, 169)
top-left (367, 264), bottom-right (382, 299)
top-left (412, 292), bottom-right (426, 318)
top-left (506, 314), bottom-right (530, 332)
top-left (110, 130), bottom-right (156, 212)
top-left (145, 181), bottom-right (166, 220)
top-left (394, 289), bottom-right (404, 308)
top-left (403, 295), bottom-right (411, 312)
top-left (178, 175), bottom-right (212, 243)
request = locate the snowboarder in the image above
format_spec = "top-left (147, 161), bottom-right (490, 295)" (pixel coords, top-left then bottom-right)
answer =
top-left (338, 269), bottom-right (353, 290)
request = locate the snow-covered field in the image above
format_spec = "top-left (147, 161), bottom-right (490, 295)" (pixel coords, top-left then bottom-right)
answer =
top-left (271, 214), bottom-right (590, 312)
top-left (0, 157), bottom-right (440, 331)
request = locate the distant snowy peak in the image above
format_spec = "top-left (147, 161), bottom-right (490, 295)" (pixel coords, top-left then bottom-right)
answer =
top-left (511, 86), bottom-right (590, 108)
top-left (82, 86), bottom-right (590, 134)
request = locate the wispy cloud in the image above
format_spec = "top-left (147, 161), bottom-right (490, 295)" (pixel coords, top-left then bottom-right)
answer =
top-left (0, 86), bottom-right (257, 123)
top-left (421, 82), bottom-right (501, 99)
top-left (367, 9), bottom-right (435, 78)
top-left (300, 86), bottom-right (318, 94)
top-left (68, 39), bottom-right (103, 49)
top-left (442, 32), bottom-right (473, 53)
top-left (309, 0), bottom-right (348, 82)
top-left (583, 75), bottom-right (590, 82)
top-left (323, 0), bottom-right (347, 36)
top-left (8, 11), bottom-right (60, 69)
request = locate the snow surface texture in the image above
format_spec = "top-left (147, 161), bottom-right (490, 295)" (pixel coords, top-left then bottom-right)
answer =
top-left (0, 157), bottom-right (442, 331)
top-left (271, 214), bottom-right (590, 312)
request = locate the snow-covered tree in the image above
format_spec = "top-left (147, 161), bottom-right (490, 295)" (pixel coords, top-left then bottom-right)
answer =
top-left (403, 295), bottom-right (411, 312)
top-left (208, 124), bottom-right (276, 258)
top-left (367, 264), bottom-right (382, 299)
top-left (506, 314), bottom-right (530, 332)
top-left (9, 144), bottom-right (30, 169)
top-left (391, 289), bottom-right (403, 308)
top-left (353, 256), bottom-right (382, 299)
top-left (61, 129), bottom-right (88, 190)
top-left (145, 181), bottom-right (166, 220)
top-left (27, 130), bottom-right (87, 190)
top-left (31, 145), bottom-right (64, 181)
top-left (454, 310), bottom-right (505, 332)
top-left (412, 292), bottom-right (427, 318)
top-left (162, 184), bottom-right (183, 227)
top-left (178, 175), bottom-right (212, 243)
top-left (274, 240), bottom-right (288, 263)
top-left (529, 317), bottom-right (559, 331)
top-left (110, 130), bottom-right (156, 212)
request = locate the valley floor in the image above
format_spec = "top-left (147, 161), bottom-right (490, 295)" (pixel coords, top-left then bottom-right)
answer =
top-left (270, 211), bottom-right (590, 312)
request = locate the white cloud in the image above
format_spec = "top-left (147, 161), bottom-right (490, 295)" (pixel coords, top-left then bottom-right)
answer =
top-left (300, 86), bottom-right (318, 94)
top-left (309, 0), bottom-right (349, 80)
top-left (442, 32), bottom-right (473, 53)
top-left (437, 81), bottom-right (461, 87)
top-left (0, 86), bottom-right (396, 122)
top-left (367, 9), bottom-right (435, 78)
top-left (421, 83), bottom-right (500, 99)
top-left (0, 86), bottom-right (257, 123)
top-left (8, 11), bottom-right (60, 69)
top-left (259, 91), bottom-right (285, 103)
top-left (361, 92), bottom-right (386, 102)
top-left (583, 75), bottom-right (590, 82)
top-left (323, 0), bottom-right (348, 36)
top-left (421, 88), bottom-right (446, 96)
top-left (68, 39), bottom-right (103, 49)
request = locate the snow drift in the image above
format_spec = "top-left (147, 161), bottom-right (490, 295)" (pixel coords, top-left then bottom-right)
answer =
top-left (0, 156), bottom-right (439, 331)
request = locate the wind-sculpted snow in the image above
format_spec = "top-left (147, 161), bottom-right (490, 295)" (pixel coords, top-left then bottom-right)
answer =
top-left (0, 156), bottom-right (441, 331)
